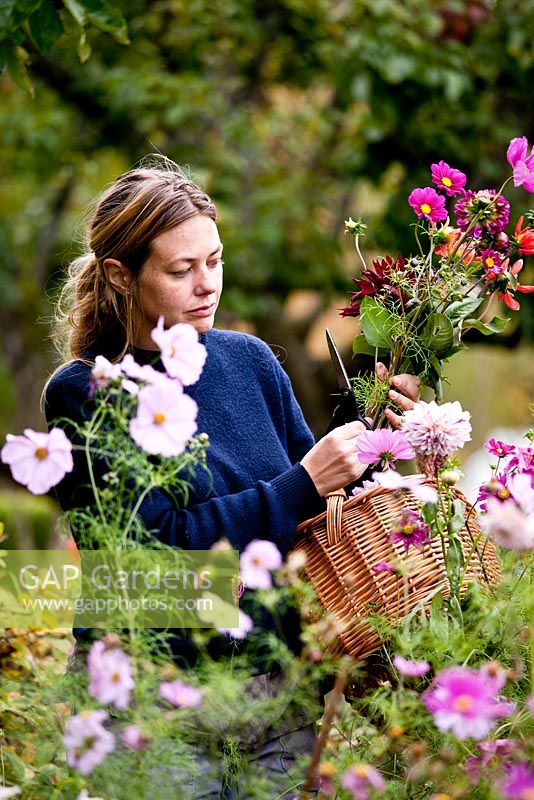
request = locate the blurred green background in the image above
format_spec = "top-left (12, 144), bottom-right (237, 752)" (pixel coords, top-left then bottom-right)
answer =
top-left (1, 0), bottom-right (533, 542)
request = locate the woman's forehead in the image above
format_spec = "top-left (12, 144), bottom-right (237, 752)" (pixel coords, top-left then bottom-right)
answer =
top-left (150, 216), bottom-right (221, 259)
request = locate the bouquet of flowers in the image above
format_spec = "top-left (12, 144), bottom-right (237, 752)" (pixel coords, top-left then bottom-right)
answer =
top-left (341, 136), bottom-right (534, 424)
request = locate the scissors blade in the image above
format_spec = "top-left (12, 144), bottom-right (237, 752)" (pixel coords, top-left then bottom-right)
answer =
top-left (326, 328), bottom-right (352, 392)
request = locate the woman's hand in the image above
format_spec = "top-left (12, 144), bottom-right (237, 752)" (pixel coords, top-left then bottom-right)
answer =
top-left (376, 362), bottom-right (420, 429)
top-left (301, 420), bottom-right (368, 496)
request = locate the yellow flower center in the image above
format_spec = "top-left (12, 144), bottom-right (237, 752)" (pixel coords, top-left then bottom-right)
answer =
top-left (420, 203), bottom-right (432, 214)
top-left (402, 524), bottom-right (414, 536)
top-left (442, 177), bottom-right (452, 187)
top-left (498, 488), bottom-right (510, 500)
top-left (153, 412), bottom-right (166, 425)
top-left (34, 447), bottom-right (48, 460)
top-left (354, 765), bottom-right (370, 778)
top-left (112, 672), bottom-right (120, 682)
top-left (486, 257), bottom-right (495, 268)
top-left (319, 763), bottom-right (336, 777)
top-left (453, 694), bottom-right (473, 713)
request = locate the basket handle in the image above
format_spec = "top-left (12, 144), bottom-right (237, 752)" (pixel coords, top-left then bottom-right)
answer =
top-left (325, 490), bottom-right (347, 547)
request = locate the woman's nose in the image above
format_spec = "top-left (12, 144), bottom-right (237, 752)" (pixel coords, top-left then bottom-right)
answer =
top-left (195, 266), bottom-right (218, 294)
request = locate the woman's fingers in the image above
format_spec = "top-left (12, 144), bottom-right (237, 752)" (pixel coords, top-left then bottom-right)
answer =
top-left (384, 407), bottom-right (404, 429)
top-left (375, 361), bottom-right (389, 381)
top-left (391, 373), bottom-right (421, 402)
top-left (388, 387), bottom-right (415, 412)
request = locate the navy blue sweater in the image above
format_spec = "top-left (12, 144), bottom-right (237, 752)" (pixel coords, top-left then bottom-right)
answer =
top-left (45, 329), bottom-right (324, 669)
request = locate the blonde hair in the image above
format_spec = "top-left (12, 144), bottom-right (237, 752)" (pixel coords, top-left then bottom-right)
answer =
top-left (53, 156), bottom-right (217, 363)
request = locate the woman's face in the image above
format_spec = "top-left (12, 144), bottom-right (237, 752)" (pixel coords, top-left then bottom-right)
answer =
top-left (134, 215), bottom-right (223, 347)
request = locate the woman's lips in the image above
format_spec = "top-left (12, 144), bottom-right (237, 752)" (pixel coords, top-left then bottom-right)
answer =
top-left (187, 303), bottom-right (216, 318)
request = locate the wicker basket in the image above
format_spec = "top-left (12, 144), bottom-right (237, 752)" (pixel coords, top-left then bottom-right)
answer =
top-left (293, 484), bottom-right (501, 660)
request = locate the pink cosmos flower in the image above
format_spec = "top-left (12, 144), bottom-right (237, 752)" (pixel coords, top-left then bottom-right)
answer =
top-left (151, 317), bottom-right (207, 385)
top-left (90, 355), bottom-right (122, 395)
top-left (122, 725), bottom-right (151, 752)
top-left (371, 469), bottom-right (438, 504)
top-left (240, 539), bottom-right (283, 590)
top-left (355, 429), bottom-right (415, 468)
top-left (87, 640), bottom-right (134, 710)
top-left (341, 764), bottom-right (385, 799)
top-left (481, 497), bottom-right (534, 551)
top-left (464, 739), bottom-right (518, 784)
top-left (506, 472), bottom-right (534, 514)
top-left (526, 695), bottom-right (534, 716)
top-left (507, 137), bottom-right (530, 168)
top-left (478, 661), bottom-right (508, 692)
top-left (480, 248), bottom-right (505, 281)
top-left (119, 353), bottom-right (174, 387)
top-left (402, 400), bottom-right (471, 474)
top-left (129, 381), bottom-right (198, 457)
top-left (507, 136), bottom-right (534, 192)
top-left (351, 479), bottom-right (379, 497)
top-left (484, 438), bottom-right (516, 458)
top-left (501, 763), bottom-right (534, 799)
top-left (431, 161), bottom-right (467, 196)
top-left (217, 608), bottom-right (254, 639)
top-left (408, 187), bottom-right (448, 223)
top-left (507, 445), bottom-right (534, 477)
top-left (422, 665), bottom-right (516, 740)
top-left (393, 655), bottom-right (430, 677)
top-left (63, 710), bottom-right (115, 775)
top-left (390, 508), bottom-right (430, 552)
top-left (159, 679), bottom-right (203, 708)
top-left (1, 427), bottom-right (74, 494)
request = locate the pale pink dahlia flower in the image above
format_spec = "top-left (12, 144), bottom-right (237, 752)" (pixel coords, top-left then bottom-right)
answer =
top-left (402, 400), bottom-right (471, 475)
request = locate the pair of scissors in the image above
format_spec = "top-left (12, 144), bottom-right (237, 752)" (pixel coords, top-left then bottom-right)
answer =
top-left (325, 328), bottom-right (373, 432)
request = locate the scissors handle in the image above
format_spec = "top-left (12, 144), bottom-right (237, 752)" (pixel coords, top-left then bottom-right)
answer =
top-left (326, 387), bottom-right (373, 434)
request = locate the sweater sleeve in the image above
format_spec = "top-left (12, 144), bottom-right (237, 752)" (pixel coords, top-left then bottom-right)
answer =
top-left (45, 367), bottom-right (322, 557)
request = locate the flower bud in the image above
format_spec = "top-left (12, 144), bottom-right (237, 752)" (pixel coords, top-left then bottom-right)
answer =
top-left (494, 232), bottom-right (509, 251)
top-left (440, 469), bottom-right (461, 485)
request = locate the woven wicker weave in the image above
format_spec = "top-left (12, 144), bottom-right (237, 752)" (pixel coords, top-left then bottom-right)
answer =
top-left (293, 484), bottom-right (501, 660)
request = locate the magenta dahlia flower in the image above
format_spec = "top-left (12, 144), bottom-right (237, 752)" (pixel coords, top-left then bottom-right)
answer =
top-left (390, 508), bottom-right (430, 552)
top-left (355, 428), bottom-right (415, 468)
top-left (465, 739), bottom-right (518, 784)
top-left (408, 187), bottom-right (448, 223)
top-left (422, 665), bottom-right (516, 740)
top-left (454, 189), bottom-right (510, 236)
top-left (431, 161), bottom-right (467, 196)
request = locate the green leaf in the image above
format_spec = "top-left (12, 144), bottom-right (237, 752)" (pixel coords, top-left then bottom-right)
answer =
top-left (0, 0), bottom-right (17, 29)
top-left (422, 502), bottom-right (438, 525)
top-left (462, 316), bottom-right (510, 335)
top-left (448, 499), bottom-right (465, 537)
top-left (0, 41), bottom-right (33, 94)
top-left (352, 333), bottom-right (387, 357)
top-left (69, 0), bottom-right (129, 43)
top-left (359, 296), bottom-right (395, 350)
top-left (445, 297), bottom-right (484, 323)
top-left (422, 312), bottom-right (454, 356)
top-left (28, 0), bottom-right (63, 52)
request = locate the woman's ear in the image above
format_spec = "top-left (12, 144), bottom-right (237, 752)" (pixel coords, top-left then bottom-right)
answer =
top-left (103, 259), bottom-right (133, 295)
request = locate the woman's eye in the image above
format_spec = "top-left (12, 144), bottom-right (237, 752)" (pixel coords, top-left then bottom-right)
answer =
top-left (208, 259), bottom-right (224, 269)
top-left (172, 268), bottom-right (192, 278)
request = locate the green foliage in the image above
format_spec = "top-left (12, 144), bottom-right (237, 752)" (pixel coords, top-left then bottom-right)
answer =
top-left (0, 489), bottom-right (58, 548)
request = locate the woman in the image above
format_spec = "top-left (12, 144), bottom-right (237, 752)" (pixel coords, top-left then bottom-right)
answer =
top-left (45, 157), bottom-right (419, 797)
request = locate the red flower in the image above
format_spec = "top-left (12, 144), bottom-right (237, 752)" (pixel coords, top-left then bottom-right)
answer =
top-left (497, 258), bottom-right (534, 310)
top-left (340, 256), bottom-right (412, 316)
top-left (513, 215), bottom-right (534, 256)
